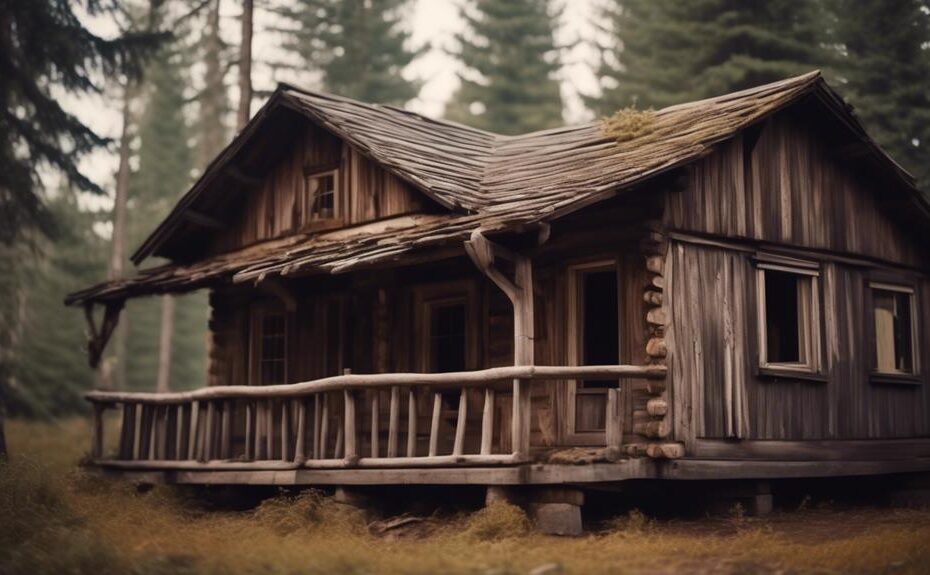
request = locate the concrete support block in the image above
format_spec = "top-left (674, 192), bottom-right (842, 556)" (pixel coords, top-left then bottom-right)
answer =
top-left (526, 488), bottom-right (584, 536)
top-left (333, 486), bottom-right (370, 508)
top-left (529, 502), bottom-right (583, 536)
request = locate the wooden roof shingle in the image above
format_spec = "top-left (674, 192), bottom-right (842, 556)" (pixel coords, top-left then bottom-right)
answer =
top-left (67, 71), bottom-right (929, 305)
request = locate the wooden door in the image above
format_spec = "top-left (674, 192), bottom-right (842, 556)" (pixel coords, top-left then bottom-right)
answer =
top-left (564, 260), bottom-right (622, 444)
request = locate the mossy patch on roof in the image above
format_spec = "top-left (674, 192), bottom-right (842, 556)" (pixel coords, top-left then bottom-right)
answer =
top-left (603, 108), bottom-right (657, 143)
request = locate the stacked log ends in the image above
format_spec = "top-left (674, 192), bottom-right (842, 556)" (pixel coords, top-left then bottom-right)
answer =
top-left (645, 442), bottom-right (685, 459)
top-left (639, 221), bottom-right (676, 459)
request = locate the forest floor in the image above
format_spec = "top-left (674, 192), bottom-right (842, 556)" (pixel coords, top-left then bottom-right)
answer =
top-left (2, 418), bottom-right (930, 575)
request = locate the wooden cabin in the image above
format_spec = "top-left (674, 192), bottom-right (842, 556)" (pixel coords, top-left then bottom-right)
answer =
top-left (68, 72), bottom-right (930, 531)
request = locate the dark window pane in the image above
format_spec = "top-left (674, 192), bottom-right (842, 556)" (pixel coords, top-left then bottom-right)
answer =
top-left (259, 312), bottom-right (286, 385)
top-left (765, 270), bottom-right (800, 363)
top-left (431, 303), bottom-right (467, 373)
top-left (581, 269), bottom-right (618, 389)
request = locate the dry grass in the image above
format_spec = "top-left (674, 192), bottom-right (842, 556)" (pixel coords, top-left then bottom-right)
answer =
top-left (2, 418), bottom-right (930, 574)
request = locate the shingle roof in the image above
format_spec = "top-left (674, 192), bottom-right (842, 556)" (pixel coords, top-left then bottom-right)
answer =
top-left (66, 71), bottom-right (927, 306)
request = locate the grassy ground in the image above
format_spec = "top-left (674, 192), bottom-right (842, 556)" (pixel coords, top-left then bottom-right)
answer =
top-left (2, 418), bottom-right (929, 575)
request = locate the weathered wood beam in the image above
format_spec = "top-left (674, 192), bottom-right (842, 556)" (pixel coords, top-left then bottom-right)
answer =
top-left (182, 210), bottom-right (226, 230)
top-left (86, 364), bottom-right (668, 405)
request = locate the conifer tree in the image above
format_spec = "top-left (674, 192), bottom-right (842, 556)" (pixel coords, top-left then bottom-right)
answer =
top-left (832, 0), bottom-right (930, 193)
top-left (123, 17), bottom-right (208, 393)
top-left (445, 0), bottom-right (564, 134)
top-left (278, 0), bottom-right (424, 106)
top-left (589, 0), bottom-right (832, 113)
top-left (0, 0), bottom-right (162, 244)
top-left (5, 192), bottom-right (108, 417)
top-left (197, 0), bottom-right (231, 167)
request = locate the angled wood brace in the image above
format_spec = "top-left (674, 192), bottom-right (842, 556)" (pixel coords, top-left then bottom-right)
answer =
top-left (83, 299), bottom-right (125, 369)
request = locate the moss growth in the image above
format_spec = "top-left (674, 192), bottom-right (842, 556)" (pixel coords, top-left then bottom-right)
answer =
top-left (603, 107), bottom-right (657, 142)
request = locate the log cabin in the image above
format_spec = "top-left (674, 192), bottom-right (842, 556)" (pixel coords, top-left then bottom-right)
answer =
top-left (67, 71), bottom-right (930, 531)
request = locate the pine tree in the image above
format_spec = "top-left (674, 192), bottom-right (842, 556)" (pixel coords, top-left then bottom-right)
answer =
top-left (196, 0), bottom-right (231, 167)
top-left (0, 0), bottom-right (162, 244)
top-left (123, 19), bottom-right (208, 393)
top-left (588, 0), bottom-right (833, 114)
top-left (5, 192), bottom-right (108, 418)
top-left (445, 0), bottom-right (564, 134)
top-left (277, 0), bottom-right (424, 106)
top-left (832, 0), bottom-right (930, 193)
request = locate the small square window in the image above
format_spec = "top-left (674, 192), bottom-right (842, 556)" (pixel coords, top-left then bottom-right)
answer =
top-left (757, 263), bottom-right (821, 373)
top-left (870, 283), bottom-right (918, 375)
top-left (304, 170), bottom-right (337, 221)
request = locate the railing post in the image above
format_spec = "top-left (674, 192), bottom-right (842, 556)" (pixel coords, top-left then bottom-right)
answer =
top-left (370, 390), bottom-right (380, 458)
top-left (387, 385), bottom-right (400, 457)
top-left (428, 392), bottom-right (442, 457)
top-left (406, 387), bottom-right (418, 457)
top-left (220, 400), bottom-right (232, 460)
top-left (344, 389), bottom-right (358, 464)
top-left (453, 388), bottom-right (468, 456)
top-left (480, 389), bottom-right (495, 455)
top-left (294, 399), bottom-right (307, 464)
top-left (91, 403), bottom-right (105, 459)
top-left (511, 380), bottom-right (530, 459)
top-left (606, 385), bottom-right (624, 461)
top-left (281, 400), bottom-right (291, 462)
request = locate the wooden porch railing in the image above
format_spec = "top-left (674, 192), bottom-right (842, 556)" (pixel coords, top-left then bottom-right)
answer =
top-left (86, 365), bottom-right (666, 470)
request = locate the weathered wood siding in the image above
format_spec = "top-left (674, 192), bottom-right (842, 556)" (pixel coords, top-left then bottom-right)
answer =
top-left (665, 111), bottom-right (926, 268)
top-left (210, 123), bottom-right (429, 254)
top-left (666, 240), bottom-right (930, 444)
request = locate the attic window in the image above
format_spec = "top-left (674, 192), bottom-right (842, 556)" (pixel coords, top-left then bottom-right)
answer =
top-left (870, 283), bottom-right (918, 376)
top-left (756, 262), bottom-right (821, 374)
top-left (304, 168), bottom-right (338, 221)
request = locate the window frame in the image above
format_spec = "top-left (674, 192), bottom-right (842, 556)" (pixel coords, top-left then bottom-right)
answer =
top-left (755, 260), bottom-right (823, 377)
top-left (414, 281), bottom-right (479, 374)
top-left (867, 281), bottom-right (921, 383)
top-left (302, 165), bottom-right (340, 224)
top-left (248, 302), bottom-right (288, 386)
top-left (565, 259), bottom-right (622, 442)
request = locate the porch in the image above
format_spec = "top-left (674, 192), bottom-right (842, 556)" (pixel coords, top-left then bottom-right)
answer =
top-left (86, 364), bottom-right (667, 484)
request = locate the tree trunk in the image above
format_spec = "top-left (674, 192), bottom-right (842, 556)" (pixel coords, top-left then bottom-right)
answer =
top-left (236, 0), bottom-right (254, 131)
top-left (156, 295), bottom-right (175, 393)
top-left (100, 82), bottom-right (134, 390)
top-left (0, 398), bottom-right (6, 460)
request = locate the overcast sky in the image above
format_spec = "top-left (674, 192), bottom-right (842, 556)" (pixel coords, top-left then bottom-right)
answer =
top-left (72, 0), bottom-right (605, 207)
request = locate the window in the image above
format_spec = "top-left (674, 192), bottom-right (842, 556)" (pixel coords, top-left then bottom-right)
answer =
top-left (756, 262), bottom-right (821, 373)
top-left (251, 307), bottom-right (287, 386)
top-left (870, 283), bottom-right (918, 376)
top-left (567, 261), bottom-right (620, 435)
top-left (304, 169), bottom-right (338, 221)
top-left (428, 300), bottom-right (468, 373)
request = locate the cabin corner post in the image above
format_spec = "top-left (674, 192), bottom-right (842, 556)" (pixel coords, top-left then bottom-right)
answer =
top-left (465, 229), bottom-right (534, 460)
top-left (636, 220), bottom-right (682, 460)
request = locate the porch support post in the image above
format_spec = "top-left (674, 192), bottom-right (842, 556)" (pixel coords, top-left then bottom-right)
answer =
top-left (465, 229), bottom-right (536, 461)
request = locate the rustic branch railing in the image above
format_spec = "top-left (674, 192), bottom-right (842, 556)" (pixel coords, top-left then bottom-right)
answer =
top-left (86, 365), bottom-right (666, 470)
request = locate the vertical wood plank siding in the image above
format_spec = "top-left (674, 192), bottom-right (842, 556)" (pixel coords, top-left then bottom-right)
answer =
top-left (665, 113), bottom-right (925, 269)
top-left (665, 109), bottom-right (929, 444)
top-left (209, 123), bottom-right (427, 255)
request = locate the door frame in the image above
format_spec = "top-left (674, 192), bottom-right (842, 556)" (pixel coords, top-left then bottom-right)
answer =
top-left (562, 258), bottom-right (622, 445)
